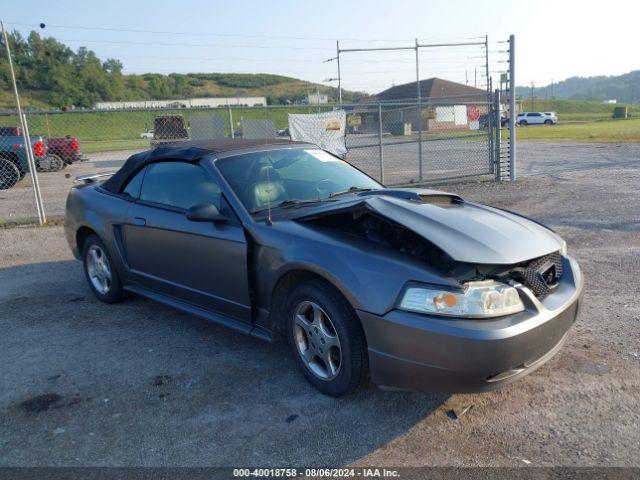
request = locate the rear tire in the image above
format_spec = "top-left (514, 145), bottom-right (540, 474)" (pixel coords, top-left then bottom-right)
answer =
top-left (0, 159), bottom-right (20, 190)
top-left (82, 234), bottom-right (124, 303)
top-left (285, 279), bottom-right (368, 397)
top-left (36, 154), bottom-right (65, 172)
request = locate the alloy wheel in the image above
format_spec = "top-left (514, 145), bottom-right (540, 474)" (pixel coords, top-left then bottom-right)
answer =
top-left (293, 301), bottom-right (342, 381)
top-left (86, 245), bottom-right (112, 295)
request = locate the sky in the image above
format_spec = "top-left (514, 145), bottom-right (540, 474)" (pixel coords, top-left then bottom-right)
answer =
top-left (2, 0), bottom-right (639, 94)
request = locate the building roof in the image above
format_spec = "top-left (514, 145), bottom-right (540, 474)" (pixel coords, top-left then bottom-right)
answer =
top-left (102, 139), bottom-right (312, 194)
top-left (367, 77), bottom-right (486, 103)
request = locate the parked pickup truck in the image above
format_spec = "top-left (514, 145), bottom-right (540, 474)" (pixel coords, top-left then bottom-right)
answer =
top-left (47, 135), bottom-right (87, 166)
top-left (0, 126), bottom-right (49, 190)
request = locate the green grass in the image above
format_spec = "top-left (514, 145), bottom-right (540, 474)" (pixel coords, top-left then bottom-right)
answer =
top-left (0, 106), bottom-right (332, 153)
top-left (511, 118), bottom-right (640, 142)
top-left (2, 100), bottom-right (639, 153)
top-left (519, 99), bottom-right (638, 122)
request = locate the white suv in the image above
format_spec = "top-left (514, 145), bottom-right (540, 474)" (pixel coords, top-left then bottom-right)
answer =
top-left (517, 112), bottom-right (558, 126)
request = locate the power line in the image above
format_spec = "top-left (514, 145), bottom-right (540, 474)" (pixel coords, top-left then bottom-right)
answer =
top-left (54, 37), bottom-right (334, 51)
top-left (4, 21), bottom-right (486, 44)
top-left (109, 55), bottom-right (485, 66)
top-left (108, 55), bottom-right (322, 63)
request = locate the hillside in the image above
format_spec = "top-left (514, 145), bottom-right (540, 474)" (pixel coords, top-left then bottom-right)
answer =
top-left (516, 70), bottom-right (640, 103)
top-left (0, 30), bottom-right (363, 109)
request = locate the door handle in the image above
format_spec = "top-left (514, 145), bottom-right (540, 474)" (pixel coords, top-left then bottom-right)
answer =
top-left (132, 217), bottom-right (146, 226)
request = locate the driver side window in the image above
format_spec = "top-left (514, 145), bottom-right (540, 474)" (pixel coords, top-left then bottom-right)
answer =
top-left (138, 161), bottom-right (221, 210)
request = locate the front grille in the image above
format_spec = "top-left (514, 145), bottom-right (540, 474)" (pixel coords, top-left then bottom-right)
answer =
top-left (517, 252), bottom-right (563, 298)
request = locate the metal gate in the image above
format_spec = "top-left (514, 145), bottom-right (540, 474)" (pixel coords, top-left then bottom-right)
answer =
top-left (341, 95), bottom-right (500, 186)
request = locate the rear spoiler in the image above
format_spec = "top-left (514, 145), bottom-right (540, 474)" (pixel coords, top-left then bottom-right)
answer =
top-left (73, 171), bottom-right (117, 184)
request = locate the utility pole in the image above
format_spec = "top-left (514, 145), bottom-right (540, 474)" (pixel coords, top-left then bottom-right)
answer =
top-left (484, 34), bottom-right (490, 101)
top-left (336, 40), bottom-right (342, 106)
top-left (474, 67), bottom-right (477, 88)
top-left (531, 81), bottom-right (535, 111)
top-left (323, 42), bottom-right (342, 106)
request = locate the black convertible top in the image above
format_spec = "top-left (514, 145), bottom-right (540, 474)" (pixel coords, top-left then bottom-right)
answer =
top-left (102, 138), bottom-right (312, 194)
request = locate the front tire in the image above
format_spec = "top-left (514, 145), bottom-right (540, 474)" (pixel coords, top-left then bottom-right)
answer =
top-left (544, 119), bottom-right (552, 125)
top-left (519, 120), bottom-right (528, 126)
top-left (82, 234), bottom-right (124, 303)
top-left (286, 280), bottom-right (368, 397)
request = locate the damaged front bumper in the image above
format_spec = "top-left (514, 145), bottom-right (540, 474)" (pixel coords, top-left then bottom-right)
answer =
top-left (358, 255), bottom-right (583, 393)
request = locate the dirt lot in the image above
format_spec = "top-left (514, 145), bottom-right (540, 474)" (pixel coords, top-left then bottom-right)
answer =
top-left (1, 143), bottom-right (639, 467)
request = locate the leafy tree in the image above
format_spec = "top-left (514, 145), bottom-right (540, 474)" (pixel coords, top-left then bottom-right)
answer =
top-left (0, 30), bottom-right (364, 109)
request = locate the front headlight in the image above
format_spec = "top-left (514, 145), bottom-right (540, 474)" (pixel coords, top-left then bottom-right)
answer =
top-left (559, 240), bottom-right (567, 256)
top-left (399, 280), bottom-right (525, 318)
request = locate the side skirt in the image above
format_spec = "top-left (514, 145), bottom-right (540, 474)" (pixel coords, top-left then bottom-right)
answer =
top-left (124, 284), bottom-right (274, 343)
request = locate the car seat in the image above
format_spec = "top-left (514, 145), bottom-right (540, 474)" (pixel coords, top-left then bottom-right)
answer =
top-left (250, 166), bottom-right (288, 210)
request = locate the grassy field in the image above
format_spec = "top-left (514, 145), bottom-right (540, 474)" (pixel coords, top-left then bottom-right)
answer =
top-left (1, 100), bottom-right (639, 154)
top-left (512, 99), bottom-right (640, 141)
top-left (0, 106), bottom-right (333, 153)
top-left (513, 118), bottom-right (640, 142)
top-left (519, 99), bottom-right (638, 122)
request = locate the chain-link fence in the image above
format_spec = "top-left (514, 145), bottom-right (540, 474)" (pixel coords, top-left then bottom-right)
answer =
top-left (0, 98), bottom-right (506, 224)
top-left (0, 122), bottom-right (41, 225)
top-left (343, 94), bottom-right (497, 185)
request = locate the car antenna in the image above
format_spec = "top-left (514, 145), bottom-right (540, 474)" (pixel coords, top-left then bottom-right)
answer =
top-left (262, 78), bottom-right (273, 226)
top-left (265, 155), bottom-right (273, 226)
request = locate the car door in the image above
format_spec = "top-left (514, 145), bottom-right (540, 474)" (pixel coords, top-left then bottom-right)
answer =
top-left (529, 112), bottom-right (543, 125)
top-left (120, 160), bottom-right (251, 322)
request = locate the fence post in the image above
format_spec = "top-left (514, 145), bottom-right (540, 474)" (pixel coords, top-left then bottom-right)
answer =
top-left (494, 89), bottom-right (501, 180)
top-left (508, 34), bottom-right (517, 181)
top-left (487, 77), bottom-right (493, 176)
top-left (21, 113), bottom-right (46, 223)
top-left (415, 39), bottom-right (423, 181)
top-left (227, 103), bottom-right (234, 138)
top-left (378, 102), bottom-right (384, 184)
top-left (1, 21), bottom-right (45, 224)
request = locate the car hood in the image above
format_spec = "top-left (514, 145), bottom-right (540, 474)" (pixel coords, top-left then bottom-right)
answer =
top-left (295, 189), bottom-right (563, 265)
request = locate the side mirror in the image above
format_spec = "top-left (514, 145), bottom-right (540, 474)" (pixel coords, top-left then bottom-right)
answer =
top-left (186, 203), bottom-right (228, 223)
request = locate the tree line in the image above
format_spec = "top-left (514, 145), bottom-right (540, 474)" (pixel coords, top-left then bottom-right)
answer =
top-left (0, 30), bottom-right (360, 109)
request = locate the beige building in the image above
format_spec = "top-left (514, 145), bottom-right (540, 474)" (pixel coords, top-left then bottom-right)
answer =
top-left (94, 97), bottom-right (267, 110)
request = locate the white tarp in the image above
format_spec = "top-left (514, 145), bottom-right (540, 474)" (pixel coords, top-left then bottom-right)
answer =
top-left (288, 110), bottom-right (347, 156)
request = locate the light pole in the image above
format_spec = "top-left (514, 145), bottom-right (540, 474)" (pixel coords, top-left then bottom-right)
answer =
top-left (531, 81), bottom-right (535, 111)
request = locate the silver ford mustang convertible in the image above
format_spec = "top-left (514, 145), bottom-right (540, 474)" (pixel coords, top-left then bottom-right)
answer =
top-left (65, 139), bottom-right (583, 396)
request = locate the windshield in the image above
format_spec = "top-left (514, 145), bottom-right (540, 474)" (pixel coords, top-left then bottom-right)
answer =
top-left (217, 148), bottom-right (383, 214)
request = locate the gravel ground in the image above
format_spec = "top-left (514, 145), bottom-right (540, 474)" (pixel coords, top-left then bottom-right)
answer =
top-left (0, 143), bottom-right (639, 467)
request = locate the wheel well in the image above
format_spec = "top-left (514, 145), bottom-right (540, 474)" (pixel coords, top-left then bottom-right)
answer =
top-left (0, 151), bottom-right (20, 166)
top-left (76, 226), bottom-right (97, 253)
top-left (269, 270), bottom-right (355, 336)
